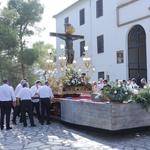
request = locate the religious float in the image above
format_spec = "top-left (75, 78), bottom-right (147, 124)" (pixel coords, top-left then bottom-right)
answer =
top-left (48, 65), bottom-right (92, 98)
top-left (48, 23), bottom-right (150, 131)
top-left (47, 65), bottom-right (92, 120)
top-left (53, 83), bottom-right (150, 131)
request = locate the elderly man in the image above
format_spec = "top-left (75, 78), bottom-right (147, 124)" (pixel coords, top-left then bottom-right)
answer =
top-left (12, 80), bottom-right (26, 125)
top-left (17, 82), bottom-right (36, 127)
top-left (30, 80), bottom-right (41, 122)
top-left (38, 81), bottom-right (54, 125)
top-left (0, 80), bottom-right (16, 130)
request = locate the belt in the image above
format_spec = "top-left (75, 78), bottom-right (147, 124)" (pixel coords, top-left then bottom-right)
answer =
top-left (21, 99), bottom-right (31, 101)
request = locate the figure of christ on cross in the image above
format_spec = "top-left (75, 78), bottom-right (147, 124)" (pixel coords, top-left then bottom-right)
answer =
top-left (50, 24), bottom-right (84, 64)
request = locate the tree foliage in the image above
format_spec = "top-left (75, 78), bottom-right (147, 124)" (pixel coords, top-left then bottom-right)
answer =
top-left (7, 0), bottom-right (44, 78)
top-left (0, 13), bottom-right (17, 52)
top-left (19, 48), bottom-right (39, 65)
top-left (0, 0), bottom-right (44, 86)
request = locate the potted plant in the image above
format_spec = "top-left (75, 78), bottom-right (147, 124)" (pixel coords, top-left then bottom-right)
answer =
top-left (132, 86), bottom-right (150, 111)
top-left (95, 84), bottom-right (132, 103)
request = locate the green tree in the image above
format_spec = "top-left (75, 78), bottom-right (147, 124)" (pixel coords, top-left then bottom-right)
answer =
top-left (7, 0), bottom-right (44, 78)
top-left (0, 12), bottom-right (17, 54)
top-left (33, 42), bottom-right (56, 69)
top-left (32, 42), bottom-right (56, 81)
top-left (0, 0), bottom-right (44, 86)
top-left (0, 9), bottom-right (18, 85)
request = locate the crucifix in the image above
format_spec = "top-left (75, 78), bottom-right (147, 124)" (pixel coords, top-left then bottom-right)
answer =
top-left (50, 24), bottom-right (84, 64)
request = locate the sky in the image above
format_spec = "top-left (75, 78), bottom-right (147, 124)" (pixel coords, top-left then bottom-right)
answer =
top-left (37, 0), bottom-right (78, 47)
top-left (0, 0), bottom-right (78, 47)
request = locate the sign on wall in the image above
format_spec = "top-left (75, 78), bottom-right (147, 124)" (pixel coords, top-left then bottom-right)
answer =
top-left (117, 50), bottom-right (124, 64)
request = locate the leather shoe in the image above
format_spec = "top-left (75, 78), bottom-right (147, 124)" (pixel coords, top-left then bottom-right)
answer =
top-left (46, 122), bottom-right (51, 125)
top-left (40, 122), bottom-right (44, 125)
top-left (24, 124), bottom-right (27, 127)
top-left (31, 124), bottom-right (36, 127)
top-left (12, 121), bottom-right (17, 125)
top-left (6, 127), bottom-right (12, 130)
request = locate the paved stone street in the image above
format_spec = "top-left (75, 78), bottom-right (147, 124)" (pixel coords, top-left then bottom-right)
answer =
top-left (1, 120), bottom-right (150, 150)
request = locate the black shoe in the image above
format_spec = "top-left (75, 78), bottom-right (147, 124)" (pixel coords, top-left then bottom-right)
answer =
top-left (46, 122), bottom-right (51, 125)
top-left (12, 121), bottom-right (17, 125)
top-left (31, 124), bottom-right (36, 127)
top-left (40, 122), bottom-right (44, 125)
top-left (24, 124), bottom-right (27, 127)
top-left (6, 127), bottom-right (12, 130)
top-left (1, 126), bottom-right (4, 130)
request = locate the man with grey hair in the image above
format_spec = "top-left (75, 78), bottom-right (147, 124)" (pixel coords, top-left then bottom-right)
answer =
top-left (12, 79), bottom-right (26, 125)
top-left (141, 78), bottom-right (148, 88)
top-left (30, 80), bottom-right (41, 122)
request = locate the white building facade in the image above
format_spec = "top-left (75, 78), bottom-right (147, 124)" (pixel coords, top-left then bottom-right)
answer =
top-left (54, 0), bottom-right (150, 83)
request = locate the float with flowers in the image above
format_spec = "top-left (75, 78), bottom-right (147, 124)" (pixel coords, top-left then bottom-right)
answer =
top-left (57, 79), bottom-right (150, 131)
top-left (48, 66), bottom-right (92, 98)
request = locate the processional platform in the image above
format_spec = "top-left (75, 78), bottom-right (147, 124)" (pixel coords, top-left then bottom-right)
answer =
top-left (53, 98), bottom-right (150, 131)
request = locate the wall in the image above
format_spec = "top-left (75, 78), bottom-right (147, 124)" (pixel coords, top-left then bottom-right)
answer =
top-left (54, 0), bottom-right (150, 82)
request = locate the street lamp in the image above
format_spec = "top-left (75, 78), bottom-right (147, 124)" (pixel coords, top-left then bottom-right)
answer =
top-left (48, 48), bottom-right (52, 55)
top-left (82, 46), bottom-right (95, 76)
top-left (58, 44), bottom-right (67, 72)
top-left (45, 48), bottom-right (57, 78)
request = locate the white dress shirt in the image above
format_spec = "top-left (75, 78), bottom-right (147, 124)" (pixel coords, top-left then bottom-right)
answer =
top-left (30, 85), bottom-right (40, 103)
top-left (15, 83), bottom-right (23, 96)
top-left (0, 84), bottom-right (16, 101)
top-left (38, 85), bottom-right (54, 99)
top-left (17, 87), bottom-right (32, 101)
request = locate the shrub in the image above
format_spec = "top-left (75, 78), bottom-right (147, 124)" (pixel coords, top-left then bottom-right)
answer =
top-left (132, 87), bottom-right (150, 110)
top-left (101, 84), bottom-right (132, 103)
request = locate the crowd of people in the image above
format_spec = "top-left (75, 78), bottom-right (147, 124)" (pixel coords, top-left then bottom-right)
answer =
top-left (0, 79), bottom-right (54, 130)
top-left (92, 77), bottom-right (149, 93)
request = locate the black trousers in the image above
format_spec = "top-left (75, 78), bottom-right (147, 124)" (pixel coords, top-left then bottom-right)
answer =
top-left (40, 98), bottom-right (51, 124)
top-left (0, 101), bottom-right (12, 129)
top-left (32, 101), bottom-right (41, 121)
top-left (21, 100), bottom-right (34, 126)
top-left (12, 105), bottom-right (21, 123)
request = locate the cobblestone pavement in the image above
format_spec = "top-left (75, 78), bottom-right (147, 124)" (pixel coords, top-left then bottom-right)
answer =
top-left (1, 120), bottom-right (150, 150)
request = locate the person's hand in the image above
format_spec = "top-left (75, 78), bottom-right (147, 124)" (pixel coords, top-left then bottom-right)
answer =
top-left (16, 99), bottom-right (20, 106)
top-left (50, 97), bottom-right (54, 103)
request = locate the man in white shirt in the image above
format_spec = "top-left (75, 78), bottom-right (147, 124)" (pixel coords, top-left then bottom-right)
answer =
top-left (0, 80), bottom-right (16, 130)
top-left (12, 79), bottom-right (26, 125)
top-left (17, 82), bottom-right (35, 127)
top-left (30, 80), bottom-right (41, 122)
top-left (38, 81), bottom-right (54, 125)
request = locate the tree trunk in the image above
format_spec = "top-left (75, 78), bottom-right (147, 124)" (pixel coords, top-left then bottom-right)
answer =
top-left (19, 26), bottom-right (25, 79)
top-left (21, 63), bottom-right (25, 79)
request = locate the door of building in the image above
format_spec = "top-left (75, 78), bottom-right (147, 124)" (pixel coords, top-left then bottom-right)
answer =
top-left (128, 25), bottom-right (147, 80)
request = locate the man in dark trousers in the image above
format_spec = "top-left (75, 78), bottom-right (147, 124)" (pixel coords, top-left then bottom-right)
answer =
top-left (12, 79), bottom-right (26, 125)
top-left (0, 80), bottom-right (16, 130)
top-left (17, 82), bottom-right (36, 127)
top-left (30, 80), bottom-right (41, 123)
top-left (38, 81), bottom-right (54, 125)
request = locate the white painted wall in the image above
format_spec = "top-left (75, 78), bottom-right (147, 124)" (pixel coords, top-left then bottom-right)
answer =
top-left (54, 0), bottom-right (150, 82)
